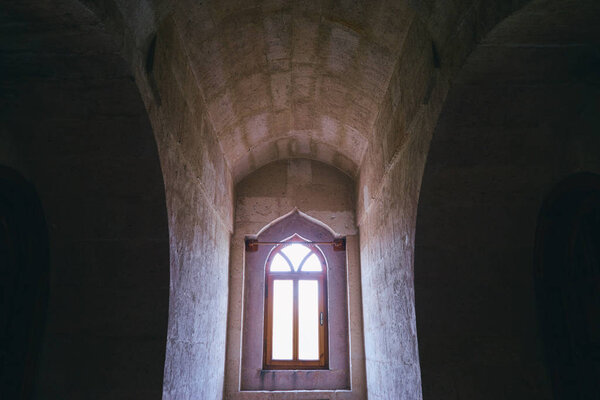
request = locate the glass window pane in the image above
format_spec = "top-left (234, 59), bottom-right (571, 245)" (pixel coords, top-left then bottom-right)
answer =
top-left (298, 280), bottom-right (319, 360)
top-left (301, 254), bottom-right (322, 272)
top-left (272, 280), bottom-right (293, 360)
top-left (270, 253), bottom-right (291, 272)
top-left (281, 243), bottom-right (310, 271)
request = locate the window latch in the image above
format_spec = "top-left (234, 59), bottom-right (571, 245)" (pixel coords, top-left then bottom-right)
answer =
top-left (320, 312), bottom-right (324, 326)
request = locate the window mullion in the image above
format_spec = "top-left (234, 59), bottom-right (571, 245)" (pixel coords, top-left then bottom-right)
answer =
top-left (297, 251), bottom-right (313, 272)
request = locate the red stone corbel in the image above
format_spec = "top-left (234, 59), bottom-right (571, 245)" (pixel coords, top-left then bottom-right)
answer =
top-left (245, 238), bottom-right (258, 252)
top-left (333, 237), bottom-right (346, 251)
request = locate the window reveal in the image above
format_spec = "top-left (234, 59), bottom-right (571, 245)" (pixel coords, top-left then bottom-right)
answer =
top-left (263, 235), bottom-right (328, 369)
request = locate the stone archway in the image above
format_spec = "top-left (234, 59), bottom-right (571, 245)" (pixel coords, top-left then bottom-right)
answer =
top-left (534, 172), bottom-right (600, 399)
top-left (0, 1), bottom-right (171, 397)
top-left (0, 166), bottom-right (49, 400)
top-left (414, 1), bottom-right (600, 398)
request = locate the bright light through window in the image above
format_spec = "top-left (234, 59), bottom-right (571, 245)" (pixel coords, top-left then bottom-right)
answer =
top-left (302, 254), bottom-right (322, 271)
top-left (270, 254), bottom-right (290, 272)
top-left (298, 280), bottom-right (319, 360)
top-left (264, 235), bottom-right (328, 369)
top-left (281, 243), bottom-right (311, 271)
top-left (272, 280), bottom-right (293, 360)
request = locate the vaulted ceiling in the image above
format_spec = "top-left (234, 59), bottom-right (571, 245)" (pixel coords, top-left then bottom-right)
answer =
top-left (4, 0), bottom-right (541, 184)
top-left (67, 0), bottom-right (533, 182)
top-left (168, 0), bottom-right (417, 180)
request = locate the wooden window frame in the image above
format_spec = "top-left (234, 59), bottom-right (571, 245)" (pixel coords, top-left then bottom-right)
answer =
top-left (263, 236), bottom-right (329, 370)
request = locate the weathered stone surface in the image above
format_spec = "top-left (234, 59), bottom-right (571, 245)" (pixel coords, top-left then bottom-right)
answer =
top-left (149, 16), bottom-right (234, 400)
top-left (415, 2), bottom-right (600, 399)
top-left (104, 0), bottom-right (430, 181)
top-left (0, 2), bottom-right (169, 398)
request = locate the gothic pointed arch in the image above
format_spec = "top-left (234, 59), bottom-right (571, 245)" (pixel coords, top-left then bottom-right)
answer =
top-left (240, 211), bottom-right (350, 390)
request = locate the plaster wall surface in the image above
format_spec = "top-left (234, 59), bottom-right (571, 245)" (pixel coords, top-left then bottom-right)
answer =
top-left (225, 159), bottom-right (366, 399)
top-left (0, 2), bottom-right (170, 397)
top-left (415, 2), bottom-right (600, 398)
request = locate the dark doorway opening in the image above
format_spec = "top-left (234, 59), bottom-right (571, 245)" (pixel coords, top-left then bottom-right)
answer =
top-left (0, 166), bottom-right (49, 399)
top-left (535, 172), bottom-right (600, 399)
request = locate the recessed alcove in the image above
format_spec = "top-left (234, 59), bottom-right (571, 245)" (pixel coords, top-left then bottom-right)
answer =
top-left (224, 159), bottom-right (366, 399)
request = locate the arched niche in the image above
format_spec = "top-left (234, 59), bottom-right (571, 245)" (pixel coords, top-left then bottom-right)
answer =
top-left (414, 1), bottom-right (600, 398)
top-left (225, 159), bottom-right (366, 399)
top-left (0, 2), bottom-right (171, 397)
top-left (0, 166), bottom-right (49, 400)
top-left (241, 211), bottom-right (350, 391)
top-left (534, 172), bottom-right (600, 399)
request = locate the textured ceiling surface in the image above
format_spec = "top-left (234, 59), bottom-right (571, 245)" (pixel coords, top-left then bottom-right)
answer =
top-left (169, 0), bottom-right (417, 179)
top-left (6, 0), bottom-right (555, 182)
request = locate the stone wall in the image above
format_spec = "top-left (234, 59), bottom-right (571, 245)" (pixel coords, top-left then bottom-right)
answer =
top-left (0, 2), bottom-right (170, 397)
top-left (356, 1), bottom-right (529, 399)
top-left (56, 1), bottom-right (237, 397)
top-left (414, 2), bottom-right (600, 398)
top-left (148, 16), bottom-right (235, 400)
top-left (2, 2), bottom-right (236, 398)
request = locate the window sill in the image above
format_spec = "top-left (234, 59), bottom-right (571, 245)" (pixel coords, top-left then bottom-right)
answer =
top-left (260, 368), bottom-right (331, 373)
top-left (241, 367), bottom-right (350, 391)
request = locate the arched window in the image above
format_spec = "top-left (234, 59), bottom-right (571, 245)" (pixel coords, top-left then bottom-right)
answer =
top-left (239, 211), bottom-right (352, 391)
top-left (263, 234), bottom-right (328, 369)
